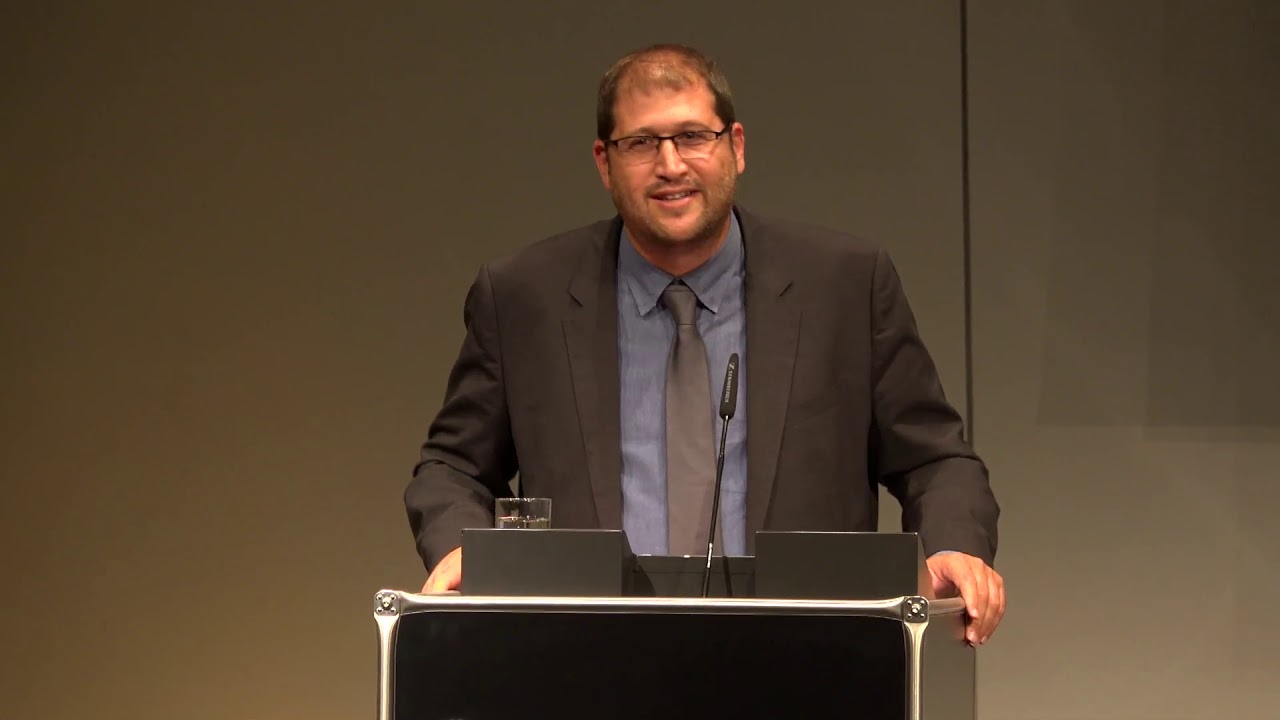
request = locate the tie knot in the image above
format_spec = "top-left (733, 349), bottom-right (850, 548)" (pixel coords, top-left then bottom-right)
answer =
top-left (662, 282), bottom-right (699, 326)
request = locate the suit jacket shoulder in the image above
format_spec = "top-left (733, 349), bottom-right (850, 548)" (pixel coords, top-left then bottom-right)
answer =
top-left (484, 217), bottom-right (619, 293)
top-left (738, 208), bottom-right (885, 258)
top-left (735, 207), bottom-right (900, 319)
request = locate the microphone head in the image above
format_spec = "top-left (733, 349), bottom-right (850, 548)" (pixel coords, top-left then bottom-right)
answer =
top-left (719, 352), bottom-right (740, 419)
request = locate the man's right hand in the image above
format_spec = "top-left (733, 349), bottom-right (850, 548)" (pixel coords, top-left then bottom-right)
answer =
top-left (421, 546), bottom-right (462, 593)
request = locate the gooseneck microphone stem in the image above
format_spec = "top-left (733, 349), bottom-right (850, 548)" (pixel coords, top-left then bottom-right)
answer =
top-left (701, 419), bottom-right (731, 598)
top-left (702, 353), bottom-right (739, 598)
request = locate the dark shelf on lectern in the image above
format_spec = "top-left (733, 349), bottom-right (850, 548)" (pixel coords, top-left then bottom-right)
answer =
top-left (462, 528), bottom-right (929, 599)
top-left (461, 528), bottom-right (629, 596)
top-left (628, 554), bottom-right (755, 597)
top-left (755, 530), bottom-right (929, 598)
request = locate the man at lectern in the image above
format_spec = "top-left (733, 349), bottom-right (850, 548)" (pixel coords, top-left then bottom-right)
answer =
top-left (405, 44), bottom-right (1005, 646)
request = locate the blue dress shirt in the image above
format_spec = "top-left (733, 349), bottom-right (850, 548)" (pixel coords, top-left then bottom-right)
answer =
top-left (617, 211), bottom-right (749, 556)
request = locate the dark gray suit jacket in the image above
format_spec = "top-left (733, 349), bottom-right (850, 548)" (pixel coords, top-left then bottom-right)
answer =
top-left (406, 207), bottom-right (999, 571)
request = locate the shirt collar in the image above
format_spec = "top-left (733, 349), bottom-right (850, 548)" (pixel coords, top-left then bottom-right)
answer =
top-left (618, 210), bottom-right (743, 317)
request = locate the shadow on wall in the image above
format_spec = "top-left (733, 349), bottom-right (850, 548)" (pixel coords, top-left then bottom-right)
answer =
top-left (1034, 0), bottom-right (1280, 431)
top-left (1014, 0), bottom-right (1280, 684)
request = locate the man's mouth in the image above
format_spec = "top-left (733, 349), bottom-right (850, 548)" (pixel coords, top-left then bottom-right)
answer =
top-left (651, 189), bottom-right (697, 203)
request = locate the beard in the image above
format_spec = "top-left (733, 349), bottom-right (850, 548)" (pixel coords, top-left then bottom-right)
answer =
top-left (610, 159), bottom-right (738, 252)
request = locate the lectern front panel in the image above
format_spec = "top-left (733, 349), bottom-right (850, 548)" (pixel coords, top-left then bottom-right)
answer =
top-left (392, 609), bottom-right (905, 719)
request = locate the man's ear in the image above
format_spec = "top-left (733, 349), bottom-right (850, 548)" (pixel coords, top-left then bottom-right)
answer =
top-left (592, 140), bottom-right (612, 190)
top-left (730, 122), bottom-right (746, 174)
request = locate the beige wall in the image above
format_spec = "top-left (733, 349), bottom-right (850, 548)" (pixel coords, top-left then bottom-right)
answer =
top-left (969, 1), bottom-right (1280, 717)
top-left (10, 2), bottom-right (1275, 718)
top-left (1, 3), bottom-right (966, 719)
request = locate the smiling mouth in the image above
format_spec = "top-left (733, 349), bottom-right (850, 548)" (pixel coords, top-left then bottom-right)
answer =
top-left (652, 190), bottom-right (696, 201)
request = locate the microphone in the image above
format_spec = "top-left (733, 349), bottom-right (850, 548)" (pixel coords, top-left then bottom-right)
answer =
top-left (702, 352), bottom-right (739, 598)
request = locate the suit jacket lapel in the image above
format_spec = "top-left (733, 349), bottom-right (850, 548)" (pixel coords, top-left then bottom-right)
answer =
top-left (563, 217), bottom-right (624, 529)
top-left (740, 208), bottom-right (800, 551)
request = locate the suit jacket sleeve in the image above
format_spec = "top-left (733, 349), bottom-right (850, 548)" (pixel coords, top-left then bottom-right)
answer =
top-left (404, 264), bottom-right (518, 572)
top-left (869, 248), bottom-right (1000, 564)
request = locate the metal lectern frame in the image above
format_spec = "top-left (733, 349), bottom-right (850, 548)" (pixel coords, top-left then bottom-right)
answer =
top-left (372, 590), bottom-right (967, 720)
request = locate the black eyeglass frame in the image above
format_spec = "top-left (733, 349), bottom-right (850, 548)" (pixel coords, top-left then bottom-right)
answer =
top-left (605, 126), bottom-right (732, 159)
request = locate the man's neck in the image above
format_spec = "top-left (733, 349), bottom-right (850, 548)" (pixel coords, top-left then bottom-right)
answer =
top-left (625, 217), bottom-right (730, 277)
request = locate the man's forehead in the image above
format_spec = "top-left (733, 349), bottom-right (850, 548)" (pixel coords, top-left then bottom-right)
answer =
top-left (612, 82), bottom-right (717, 126)
top-left (618, 54), bottom-right (696, 86)
top-left (616, 64), bottom-right (704, 98)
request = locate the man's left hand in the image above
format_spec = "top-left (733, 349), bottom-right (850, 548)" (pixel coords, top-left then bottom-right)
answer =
top-left (926, 552), bottom-right (1005, 646)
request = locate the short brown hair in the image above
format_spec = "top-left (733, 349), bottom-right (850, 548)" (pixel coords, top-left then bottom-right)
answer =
top-left (596, 44), bottom-right (736, 141)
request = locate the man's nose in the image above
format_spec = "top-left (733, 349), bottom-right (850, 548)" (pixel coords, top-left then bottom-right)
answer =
top-left (653, 138), bottom-right (689, 176)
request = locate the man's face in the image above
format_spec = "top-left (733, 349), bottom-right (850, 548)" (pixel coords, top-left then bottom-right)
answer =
top-left (593, 82), bottom-right (746, 252)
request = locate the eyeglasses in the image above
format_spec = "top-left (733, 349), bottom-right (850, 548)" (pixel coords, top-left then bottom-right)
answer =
top-left (606, 127), bottom-right (730, 165)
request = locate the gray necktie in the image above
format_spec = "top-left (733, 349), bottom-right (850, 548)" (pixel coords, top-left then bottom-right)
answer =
top-left (662, 282), bottom-right (720, 556)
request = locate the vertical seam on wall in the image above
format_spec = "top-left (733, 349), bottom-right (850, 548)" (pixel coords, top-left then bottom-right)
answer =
top-left (960, 0), bottom-right (976, 447)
